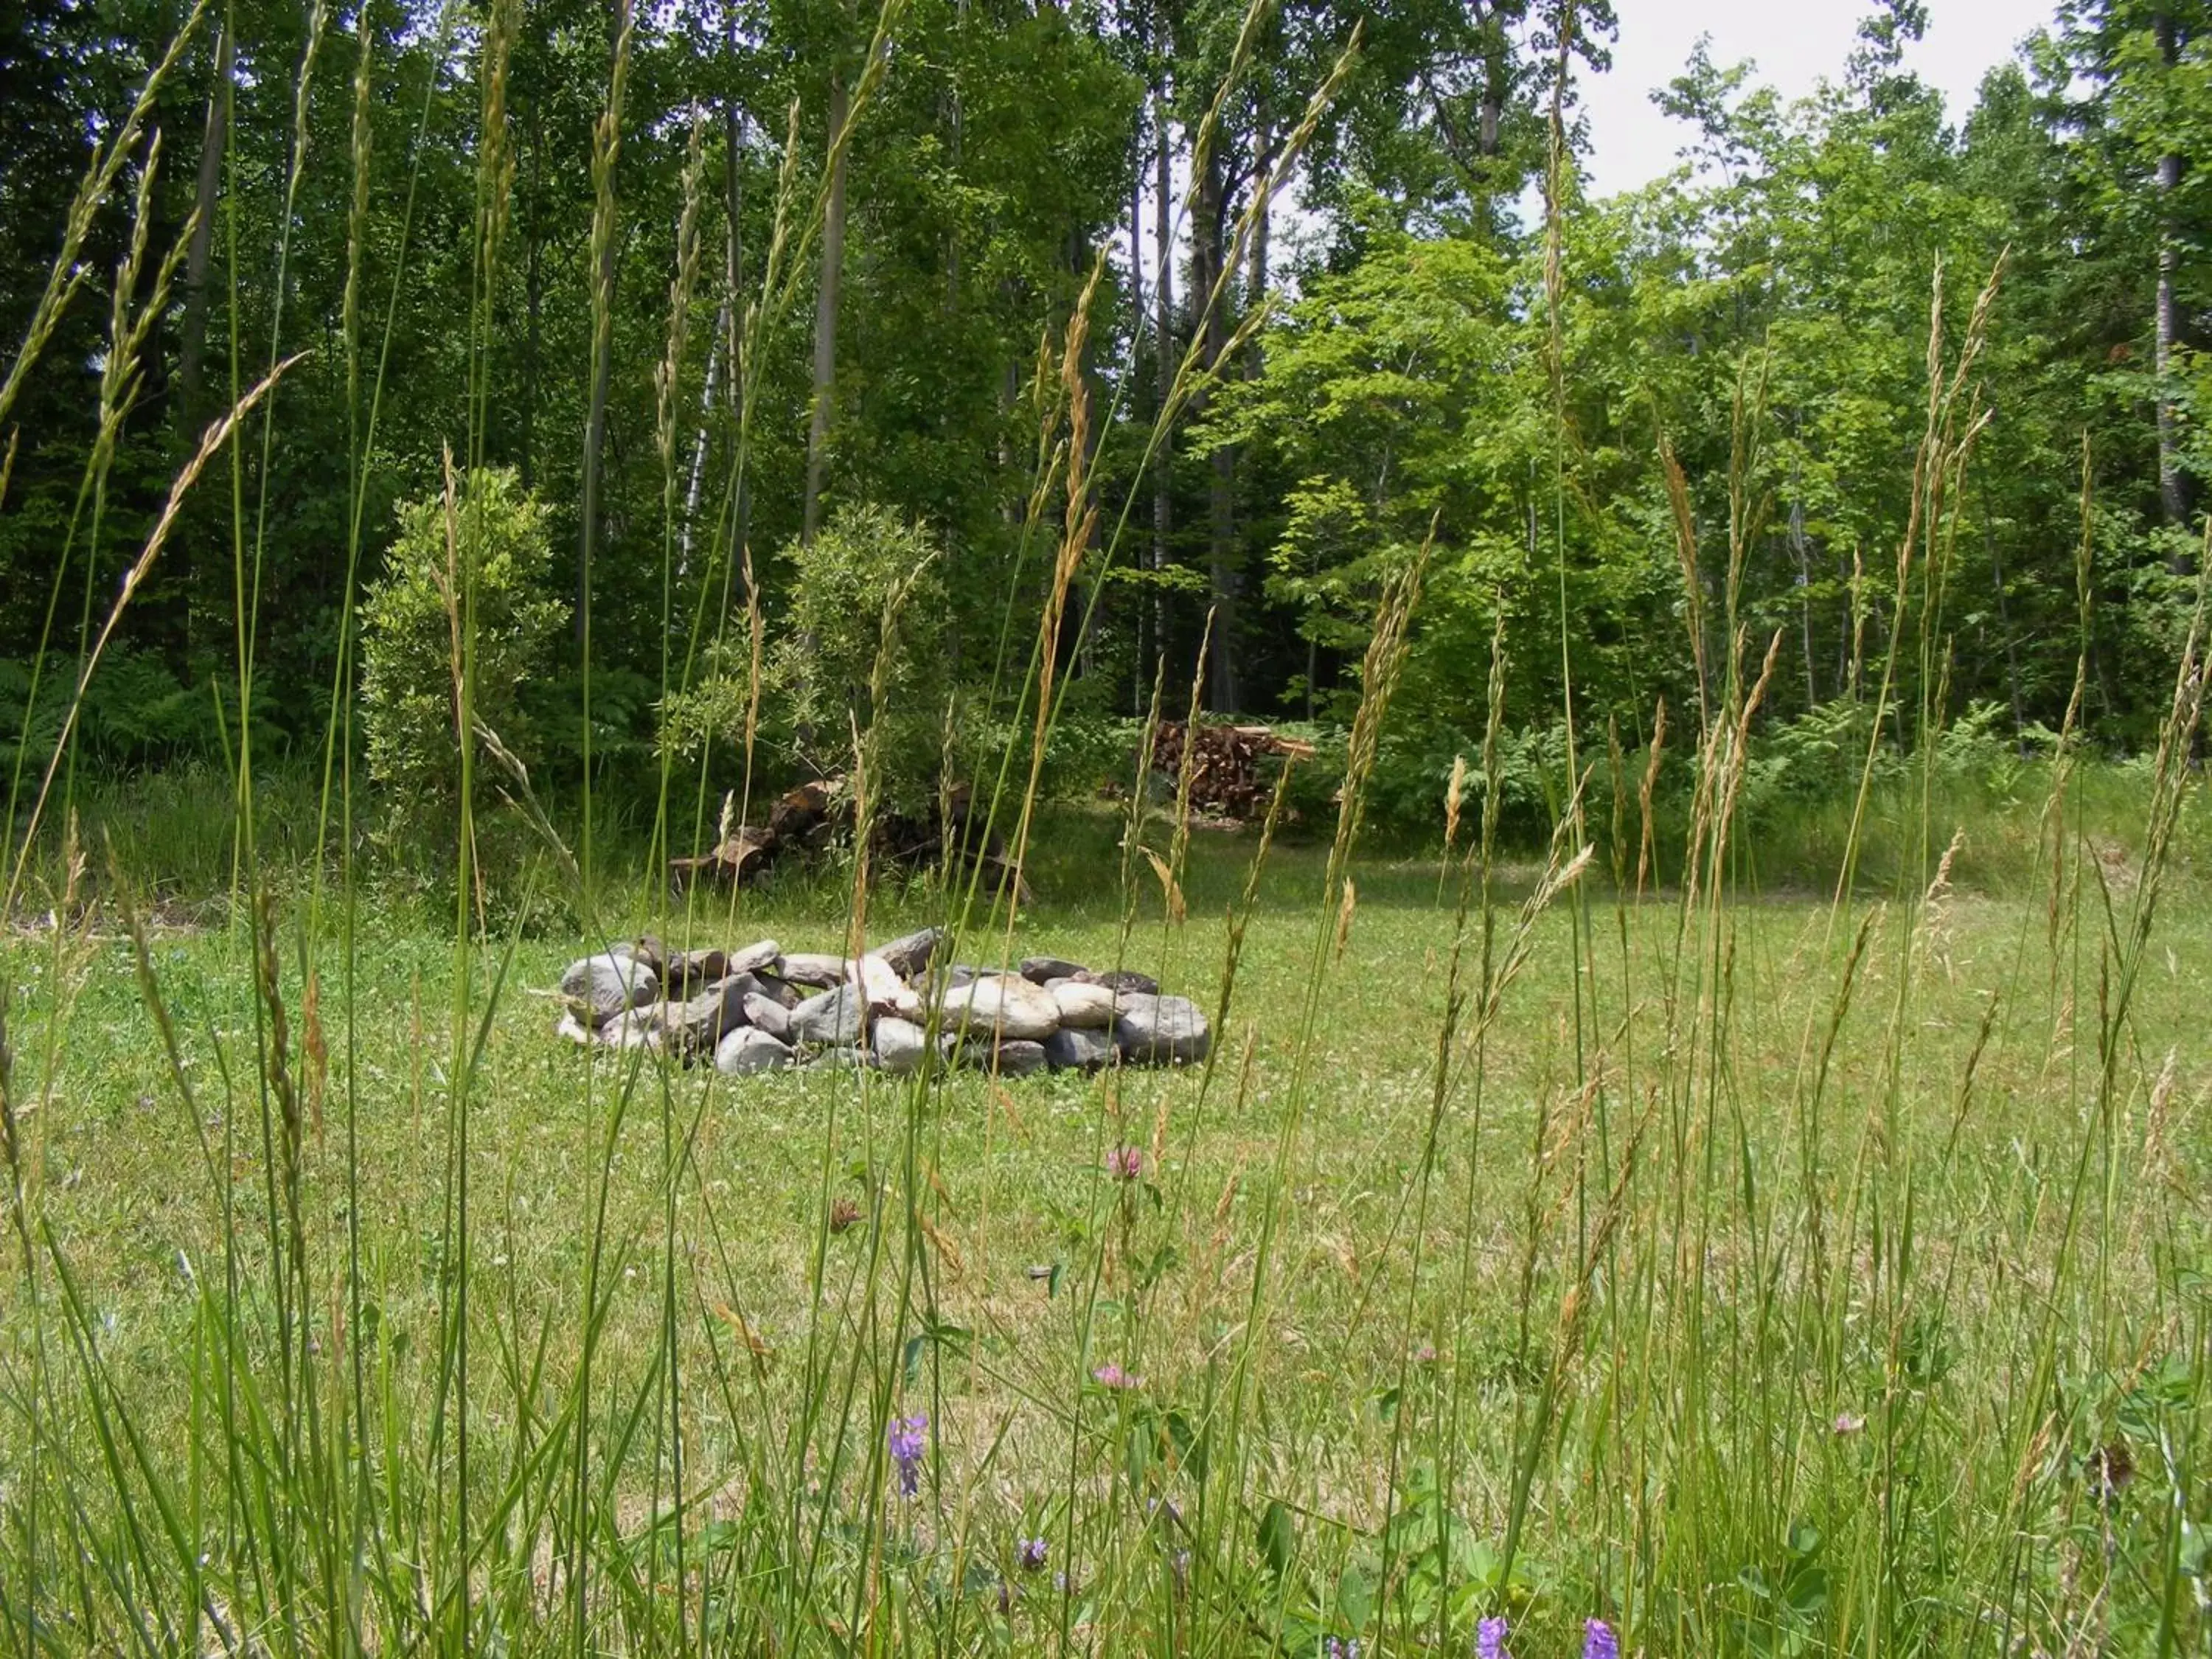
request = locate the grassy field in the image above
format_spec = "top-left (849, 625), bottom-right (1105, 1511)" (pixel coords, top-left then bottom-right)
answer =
top-left (4, 782), bottom-right (2209, 1657)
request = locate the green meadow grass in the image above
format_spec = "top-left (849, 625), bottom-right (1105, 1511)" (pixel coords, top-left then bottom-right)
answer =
top-left (5, 802), bottom-right (2208, 1655)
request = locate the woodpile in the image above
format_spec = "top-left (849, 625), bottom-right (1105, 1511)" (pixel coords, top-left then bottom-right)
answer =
top-left (670, 779), bottom-right (1029, 900)
top-left (1149, 722), bottom-right (1315, 821)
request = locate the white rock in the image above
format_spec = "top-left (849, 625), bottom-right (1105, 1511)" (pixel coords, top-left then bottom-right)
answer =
top-left (852, 953), bottom-right (922, 1018)
top-left (1048, 980), bottom-right (1121, 1029)
top-left (937, 973), bottom-right (1060, 1042)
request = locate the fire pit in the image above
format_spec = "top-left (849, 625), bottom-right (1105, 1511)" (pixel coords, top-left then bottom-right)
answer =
top-left (554, 928), bottom-right (1210, 1077)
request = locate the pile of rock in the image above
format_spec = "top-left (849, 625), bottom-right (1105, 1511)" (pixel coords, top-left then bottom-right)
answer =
top-left (554, 928), bottom-right (1211, 1078)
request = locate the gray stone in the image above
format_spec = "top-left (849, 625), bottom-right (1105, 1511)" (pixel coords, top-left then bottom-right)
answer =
top-left (945, 963), bottom-right (980, 988)
top-left (790, 984), bottom-right (866, 1048)
top-left (714, 1026), bottom-right (793, 1074)
top-left (875, 927), bottom-right (943, 978)
top-left (1048, 980), bottom-right (1121, 1029)
top-left (776, 952), bottom-right (849, 989)
top-left (741, 992), bottom-right (792, 1042)
top-left (662, 948), bottom-right (725, 997)
top-left (870, 1016), bottom-right (934, 1074)
top-left (665, 944), bottom-right (773, 996)
top-left (958, 1036), bottom-right (1049, 1077)
top-left (726, 938), bottom-right (782, 976)
top-left (806, 1045), bottom-right (877, 1071)
top-left (751, 970), bottom-right (805, 1009)
top-left (601, 1009), bottom-right (658, 1051)
top-left (658, 975), bottom-right (755, 1060)
top-left (1113, 993), bottom-right (1211, 1065)
top-left (1079, 967), bottom-right (1159, 996)
top-left (560, 951), bottom-right (659, 1026)
top-left (1043, 1026), bottom-right (1117, 1072)
top-left (939, 974), bottom-right (1060, 1042)
top-left (1020, 955), bottom-right (1088, 985)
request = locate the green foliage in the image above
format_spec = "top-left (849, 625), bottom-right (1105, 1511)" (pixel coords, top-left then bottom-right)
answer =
top-left (663, 504), bottom-right (957, 815)
top-left (359, 467), bottom-right (567, 863)
top-left (769, 504), bottom-right (950, 813)
top-left (0, 647), bottom-right (255, 774)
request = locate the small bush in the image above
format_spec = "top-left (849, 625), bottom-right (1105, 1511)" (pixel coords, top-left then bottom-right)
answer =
top-left (360, 467), bottom-right (568, 880)
top-left (663, 504), bottom-right (954, 819)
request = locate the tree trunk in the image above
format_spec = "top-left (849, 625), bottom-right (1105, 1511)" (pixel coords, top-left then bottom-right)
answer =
top-left (1790, 473), bottom-right (1815, 709)
top-left (1192, 136), bottom-right (1237, 711)
top-left (680, 319), bottom-right (723, 580)
top-left (176, 21), bottom-right (232, 422)
top-left (1246, 117), bottom-right (1270, 380)
top-left (2155, 8), bottom-right (2191, 547)
top-left (1151, 86), bottom-right (1175, 692)
top-left (724, 64), bottom-right (750, 590)
top-left (522, 166), bottom-right (543, 489)
top-left (802, 72), bottom-right (850, 548)
top-left (1127, 119), bottom-right (1147, 709)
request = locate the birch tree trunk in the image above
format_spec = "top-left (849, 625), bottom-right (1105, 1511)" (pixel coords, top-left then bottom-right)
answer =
top-left (1192, 137), bottom-right (1237, 711)
top-left (1151, 86), bottom-right (1175, 686)
top-left (2155, 8), bottom-right (2191, 548)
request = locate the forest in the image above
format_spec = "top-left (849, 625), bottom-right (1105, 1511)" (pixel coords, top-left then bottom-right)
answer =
top-left (4, 0), bottom-right (2206, 861)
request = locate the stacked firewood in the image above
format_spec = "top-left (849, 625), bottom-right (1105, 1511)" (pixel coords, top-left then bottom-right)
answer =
top-left (1150, 722), bottom-right (1316, 821)
top-left (669, 779), bottom-right (1028, 899)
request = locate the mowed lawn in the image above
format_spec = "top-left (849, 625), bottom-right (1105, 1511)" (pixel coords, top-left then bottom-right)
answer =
top-left (9, 814), bottom-right (2210, 1653)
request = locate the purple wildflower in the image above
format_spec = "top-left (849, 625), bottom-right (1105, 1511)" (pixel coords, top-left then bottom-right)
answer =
top-left (1018, 1537), bottom-right (1048, 1572)
top-left (1324, 1639), bottom-right (1362, 1659)
top-left (1107, 1144), bottom-right (1143, 1182)
top-left (1092, 1363), bottom-right (1145, 1391)
top-left (1478, 1615), bottom-right (1511, 1659)
top-left (1584, 1619), bottom-right (1618, 1659)
top-left (886, 1412), bottom-right (928, 1498)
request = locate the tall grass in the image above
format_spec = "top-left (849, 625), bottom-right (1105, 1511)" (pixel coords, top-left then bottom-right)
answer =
top-left (1, 7), bottom-right (2211, 1658)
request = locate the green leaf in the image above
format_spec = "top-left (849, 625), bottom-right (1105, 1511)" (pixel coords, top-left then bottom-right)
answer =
top-left (1259, 1500), bottom-right (1297, 1578)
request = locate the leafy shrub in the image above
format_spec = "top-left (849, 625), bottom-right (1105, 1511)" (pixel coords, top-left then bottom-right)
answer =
top-left (1742, 700), bottom-right (1892, 818)
top-left (1365, 718), bottom-right (1573, 845)
top-left (772, 504), bottom-right (950, 813)
top-left (360, 467), bottom-right (567, 872)
top-left (663, 504), bottom-right (953, 818)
